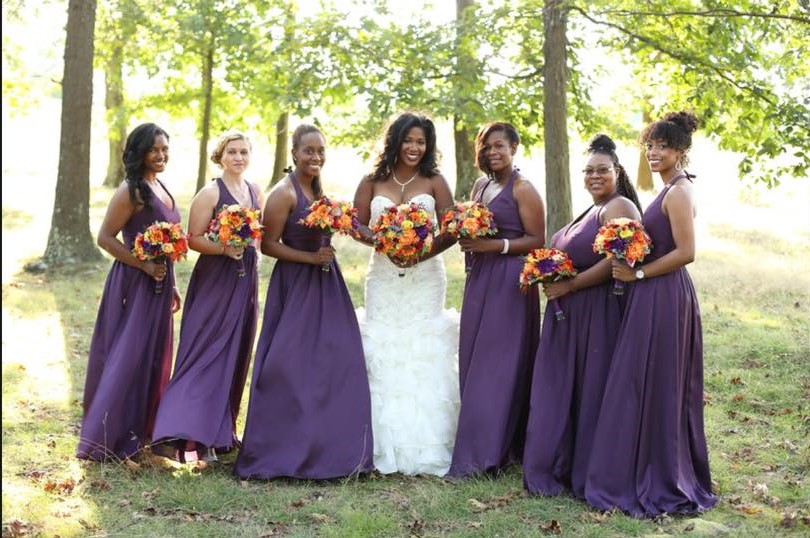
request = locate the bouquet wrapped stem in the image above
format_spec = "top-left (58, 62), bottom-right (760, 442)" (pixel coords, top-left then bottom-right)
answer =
top-left (320, 233), bottom-right (333, 272)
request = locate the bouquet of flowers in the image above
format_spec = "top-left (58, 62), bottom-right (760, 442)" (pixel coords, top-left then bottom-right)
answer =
top-left (519, 248), bottom-right (577, 320)
top-left (372, 202), bottom-right (434, 277)
top-left (132, 221), bottom-right (189, 294)
top-left (205, 204), bottom-right (263, 277)
top-left (439, 201), bottom-right (498, 239)
top-left (298, 196), bottom-right (359, 272)
top-left (593, 217), bottom-right (653, 295)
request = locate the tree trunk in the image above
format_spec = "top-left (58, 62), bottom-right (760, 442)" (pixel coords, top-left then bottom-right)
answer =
top-left (270, 111), bottom-right (289, 187)
top-left (542, 0), bottom-right (572, 237)
top-left (103, 42), bottom-right (126, 188)
top-left (196, 44), bottom-right (215, 193)
top-left (636, 108), bottom-right (654, 191)
top-left (453, 117), bottom-right (476, 200)
top-left (43, 0), bottom-right (102, 265)
top-left (454, 0), bottom-right (477, 200)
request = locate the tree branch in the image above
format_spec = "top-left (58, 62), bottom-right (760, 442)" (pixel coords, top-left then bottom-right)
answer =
top-left (588, 8), bottom-right (810, 25)
top-left (569, 6), bottom-right (777, 106)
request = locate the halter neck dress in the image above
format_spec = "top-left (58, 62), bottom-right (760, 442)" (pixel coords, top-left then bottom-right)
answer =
top-left (77, 181), bottom-right (180, 461)
top-left (449, 170), bottom-right (540, 477)
top-left (152, 178), bottom-right (260, 461)
top-left (585, 174), bottom-right (716, 517)
top-left (234, 173), bottom-right (374, 479)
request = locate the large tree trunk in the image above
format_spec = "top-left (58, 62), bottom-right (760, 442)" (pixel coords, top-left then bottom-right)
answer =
top-left (43, 0), bottom-right (102, 265)
top-left (454, 0), bottom-right (477, 200)
top-left (542, 0), bottom-right (572, 237)
top-left (636, 108), bottom-right (654, 191)
top-left (453, 117), bottom-right (476, 199)
top-left (270, 111), bottom-right (289, 187)
top-left (103, 42), bottom-right (126, 188)
top-left (196, 44), bottom-right (215, 192)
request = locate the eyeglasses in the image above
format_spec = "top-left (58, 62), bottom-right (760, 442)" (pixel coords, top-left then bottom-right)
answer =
top-left (582, 166), bottom-right (614, 176)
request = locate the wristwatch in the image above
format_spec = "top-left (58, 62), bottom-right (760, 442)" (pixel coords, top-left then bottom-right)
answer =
top-left (635, 268), bottom-right (646, 280)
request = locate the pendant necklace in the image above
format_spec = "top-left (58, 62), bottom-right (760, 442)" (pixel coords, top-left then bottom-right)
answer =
top-left (392, 169), bottom-right (419, 192)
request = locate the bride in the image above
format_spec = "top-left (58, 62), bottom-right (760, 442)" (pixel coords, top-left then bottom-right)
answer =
top-left (353, 112), bottom-right (460, 476)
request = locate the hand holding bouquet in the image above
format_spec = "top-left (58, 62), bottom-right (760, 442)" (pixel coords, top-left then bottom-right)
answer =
top-left (298, 196), bottom-right (359, 271)
top-left (132, 221), bottom-right (189, 294)
top-left (372, 202), bottom-right (434, 276)
top-left (519, 248), bottom-right (577, 320)
top-left (205, 204), bottom-right (263, 277)
top-left (439, 201), bottom-right (498, 239)
top-left (593, 217), bottom-right (652, 295)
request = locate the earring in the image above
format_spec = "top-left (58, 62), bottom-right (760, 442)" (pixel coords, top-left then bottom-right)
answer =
top-left (675, 160), bottom-right (683, 171)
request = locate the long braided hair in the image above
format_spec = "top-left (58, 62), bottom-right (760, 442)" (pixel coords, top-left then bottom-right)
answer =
top-left (587, 133), bottom-right (643, 214)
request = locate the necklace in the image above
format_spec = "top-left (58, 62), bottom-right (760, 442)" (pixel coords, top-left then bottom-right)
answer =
top-left (392, 169), bottom-right (418, 192)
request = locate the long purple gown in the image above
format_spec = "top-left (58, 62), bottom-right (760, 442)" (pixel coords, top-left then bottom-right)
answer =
top-left (234, 174), bottom-right (374, 480)
top-left (449, 170), bottom-right (540, 477)
top-left (523, 197), bottom-right (624, 496)
top-left (584, 174), bottom-right (716, 517)
top-left (77, 184), bottom-right (180, 461)
top-left (151, 178), bottom-right (259, 461)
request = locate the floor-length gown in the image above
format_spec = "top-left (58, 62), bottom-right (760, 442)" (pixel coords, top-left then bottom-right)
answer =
top-left (77, 184), bottom-right (180, 461)
top-left (234, 174), bottom-right (373, 480)
top-left (585, 174), bottom-right (716, 517)
top-left (523, 197), bottom-right (624, 496)
top-left (355, 193), bottom-right (460, 476)
top-left (152, 178), bottom-right (260, 462)
top-left (449, 170), bottom-right (540, 477)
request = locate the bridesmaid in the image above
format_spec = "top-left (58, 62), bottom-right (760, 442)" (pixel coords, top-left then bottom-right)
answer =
top-left (523, 134), bottom-right (642, 496)
top-left (234, 124), bottom-right (374, 480)
top-left (448, 121), bottom-right (546, 478)
top-left (585, 111), bottom-right (717, 516)
top-left (77, 123), bottom-right (181, 461)
top-left (151, 131), bottom-right (264, 463)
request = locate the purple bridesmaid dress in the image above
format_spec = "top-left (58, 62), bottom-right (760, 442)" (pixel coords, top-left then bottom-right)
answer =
top-left (77, 183), bottom-right (180, 461)
top-left (523, 196), bottom-right (624, 496)
top-left (449, 170), bottom-right (540, 477)
top-left (584, 174), bottom-right (716, 517)
top-left (234, 174), bottom-right (374, 479)
top-left (151, 178), bottom-right (260, 461)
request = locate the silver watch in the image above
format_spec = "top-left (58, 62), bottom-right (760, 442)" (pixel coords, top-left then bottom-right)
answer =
top-left (635, 268), bottom-right (645, 280)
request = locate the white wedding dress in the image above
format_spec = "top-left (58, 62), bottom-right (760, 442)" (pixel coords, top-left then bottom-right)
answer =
top-left (355, 193), bottom-right (460, 476)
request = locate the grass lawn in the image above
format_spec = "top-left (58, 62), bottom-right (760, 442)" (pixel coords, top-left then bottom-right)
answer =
top-left (2, 125), bottom-right (809, 536)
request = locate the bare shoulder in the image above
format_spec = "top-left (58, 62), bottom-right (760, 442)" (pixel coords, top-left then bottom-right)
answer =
top-left (604, 196), bottom-right (641, 221)
top-left (513, 174), bottom-right (541, 196)
top-left (268, 176), bottom-right (296, 203)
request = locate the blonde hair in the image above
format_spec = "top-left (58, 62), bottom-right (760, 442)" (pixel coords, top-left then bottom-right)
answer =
top-left (210, 131), bottom-right (252, 166)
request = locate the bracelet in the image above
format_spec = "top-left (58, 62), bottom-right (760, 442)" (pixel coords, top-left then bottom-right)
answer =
top-left (501, 238), bottom-right (510, 254)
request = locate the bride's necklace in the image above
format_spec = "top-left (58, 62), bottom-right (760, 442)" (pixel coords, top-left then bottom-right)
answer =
top-left (392, 169), bottom-right (418, 192)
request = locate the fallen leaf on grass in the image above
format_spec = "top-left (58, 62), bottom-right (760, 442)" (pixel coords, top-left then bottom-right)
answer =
top-left (309, 513), bottom-right (333, 523)
top-left (739, 506), bottom-right (761, 515)
top-left (683, 522), bottom-right (695, 532)
top-left (468, 522), bottom-right (482, 529)
top-left (407, 518), bottom-right (425, 535)
top-left (2, 519), bottom-right (38, 537)
top-left (77, 519), bottom-right (100, 531)
top-left (539, 519), bottom-right (562, 534)
top-left (730, 376), bottom-right (744, 385)
top-left (89, 479), bottom-right (110, 491)
top-left (732, 393), bottom-right (745, 402)
top-left (42, 478), bottom-right (76, 495)
top-left (468, 492), bottom-right (518, 512)
top-left (18, 470), bottom-right (48, 480)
